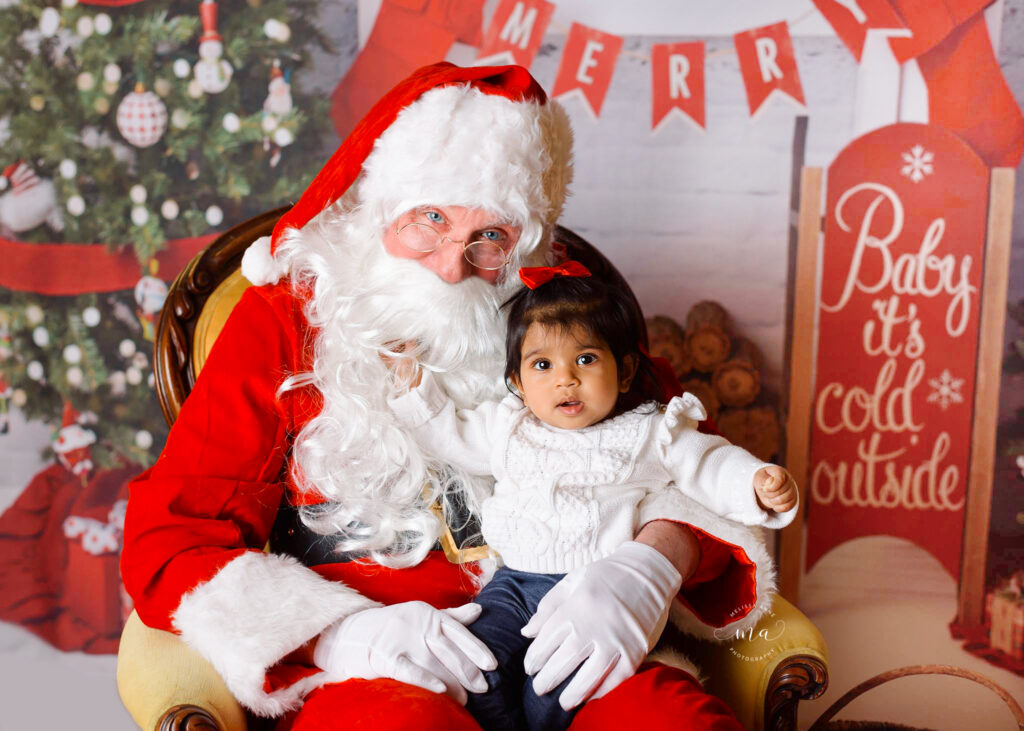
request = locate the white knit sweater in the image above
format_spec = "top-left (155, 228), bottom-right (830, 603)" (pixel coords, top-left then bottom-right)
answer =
top-left (389, 372), bottom-right (797, 574)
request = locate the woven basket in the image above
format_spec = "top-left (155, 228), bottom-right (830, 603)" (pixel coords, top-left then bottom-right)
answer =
top-left (808, 665), bottom-right (1024, 731)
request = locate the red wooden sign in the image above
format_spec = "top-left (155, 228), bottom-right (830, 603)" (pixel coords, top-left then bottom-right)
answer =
top-left (806, 123), bottom-right (989, 580)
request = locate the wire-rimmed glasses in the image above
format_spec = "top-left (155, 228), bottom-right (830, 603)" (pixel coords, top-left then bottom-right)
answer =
top-left (395, 222), bottom-right (511, 271)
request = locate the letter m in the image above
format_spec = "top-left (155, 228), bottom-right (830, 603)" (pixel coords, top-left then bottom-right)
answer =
top-left (500, 2), bottom-right (539, 51)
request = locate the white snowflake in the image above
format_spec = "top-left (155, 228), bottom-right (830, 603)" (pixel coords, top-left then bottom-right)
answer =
top-left (927, 368), bottom-right (965, 410)
top-left (901, 145), bottom-right (934, 183)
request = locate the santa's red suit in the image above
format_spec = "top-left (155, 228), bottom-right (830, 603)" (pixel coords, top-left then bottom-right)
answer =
top-left (121, 64), bottom-right (776, 728)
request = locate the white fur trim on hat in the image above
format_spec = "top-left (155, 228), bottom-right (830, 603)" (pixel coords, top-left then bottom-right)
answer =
top-left (53, 423), bottom-right (97, 454)
top-left (357, 84), bottom-right (573, 232)
top-left (172, 551), bottom-right (380, 717)
top-left (242, 235), bottom-right (289, 286)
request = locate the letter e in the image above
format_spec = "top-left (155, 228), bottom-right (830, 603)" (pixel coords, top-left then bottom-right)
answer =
top-left (577, 40), bottom-right (604, 85)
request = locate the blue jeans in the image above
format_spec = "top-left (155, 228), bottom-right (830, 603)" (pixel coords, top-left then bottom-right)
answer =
top-left (465, 568), bottom-right (579, 731)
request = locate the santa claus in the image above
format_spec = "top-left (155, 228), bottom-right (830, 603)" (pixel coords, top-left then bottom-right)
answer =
top-left (121, 63), bottom-right (775, 729)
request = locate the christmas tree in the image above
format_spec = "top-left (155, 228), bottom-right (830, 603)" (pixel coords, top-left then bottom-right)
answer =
top-left (0, 0), bottom-right (335, 468)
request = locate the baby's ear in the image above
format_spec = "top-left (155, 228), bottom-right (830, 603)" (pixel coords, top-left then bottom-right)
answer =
top-left (619, 354), bottom-right (638, 393)
top-left (509, 372), bottom-right (526, 403)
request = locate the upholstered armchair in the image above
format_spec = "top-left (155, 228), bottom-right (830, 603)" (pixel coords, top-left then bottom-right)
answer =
top-left (116, 209), bottom-right (829, 730)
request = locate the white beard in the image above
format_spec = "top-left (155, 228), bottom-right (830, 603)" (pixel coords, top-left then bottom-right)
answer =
top-left (275, 205), bottom-right (521, 568)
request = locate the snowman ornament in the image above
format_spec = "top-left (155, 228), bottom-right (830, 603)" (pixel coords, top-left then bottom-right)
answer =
top-left (193, 0), bottom-right (233, 95)
top-left (0, 161), bottom-right (64, 235)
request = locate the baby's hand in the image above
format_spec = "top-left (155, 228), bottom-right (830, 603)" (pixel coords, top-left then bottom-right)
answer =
top-left (380, 340), bottom-right (422, 388)
top-left (753, 466), bottom-right (797, 513)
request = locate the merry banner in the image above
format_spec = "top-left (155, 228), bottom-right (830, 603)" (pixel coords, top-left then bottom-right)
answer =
top-left (805, 123), bottom-right (989, 580)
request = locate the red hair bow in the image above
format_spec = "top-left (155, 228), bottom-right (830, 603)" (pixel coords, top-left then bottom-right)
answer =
top-left (518, 261), bottom-right (592, 289)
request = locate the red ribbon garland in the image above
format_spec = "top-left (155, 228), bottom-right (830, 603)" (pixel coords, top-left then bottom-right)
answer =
top-left (517, 260), bottom-right (591, 289)
top-left (0, 234), bottom-right (217, 295)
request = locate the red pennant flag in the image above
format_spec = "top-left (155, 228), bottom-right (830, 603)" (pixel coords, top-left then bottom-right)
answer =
top-left (476, 0), bottom-right (554, 68)
top-left (810, 0), bottom-right (908, 60)
top-left (651, 42), bottom-right (705, 132)
top-left (551, 23), bottom-right (623, 119)
top-left (734, 22), bottom-right (805, 119)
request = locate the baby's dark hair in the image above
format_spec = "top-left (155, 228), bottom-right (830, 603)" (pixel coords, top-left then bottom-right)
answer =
top-left (502, 273), bottom-right (664, 411)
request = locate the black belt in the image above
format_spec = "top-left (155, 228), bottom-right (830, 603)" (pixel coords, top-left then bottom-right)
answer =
top-left (268, 492), bottom-right (484, 567)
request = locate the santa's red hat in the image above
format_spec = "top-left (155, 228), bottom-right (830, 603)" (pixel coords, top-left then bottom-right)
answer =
top-left (242, 62), bottom-right (573, 286)
top-left (53, 401), bottom-right (96, 454)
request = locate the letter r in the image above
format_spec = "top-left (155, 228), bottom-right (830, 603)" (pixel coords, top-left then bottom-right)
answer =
top-left (754, 37), bottom-right (783, 83)
top-left (669, 54), bottom-right (691, 99)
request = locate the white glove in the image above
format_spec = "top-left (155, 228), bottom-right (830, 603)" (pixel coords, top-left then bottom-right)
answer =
top-left (521, 541), bottom-right (683, 710)
top-left (313, 601), bottom-right (497, 705)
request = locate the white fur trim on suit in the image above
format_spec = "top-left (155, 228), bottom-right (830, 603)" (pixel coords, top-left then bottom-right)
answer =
top-left (172, 551), bottom-right (381, 717)
top-left (358, 84), bottom-right (573, 230)
top-left (646, 647), bottom-right (704, 686)
top-left (241, 235), bottom-right (289, 286)
top-left (639, 491), bottom-right (777, 642)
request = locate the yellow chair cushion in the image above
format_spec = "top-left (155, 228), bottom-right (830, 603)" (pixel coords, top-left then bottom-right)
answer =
top-left (117, 610), bottom-right (247, 731)
top-left (192, 268), bottom-right (252, 377)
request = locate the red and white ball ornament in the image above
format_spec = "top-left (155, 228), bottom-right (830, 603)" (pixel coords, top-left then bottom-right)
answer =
top-left (116, 84), bottom-right (168, 148)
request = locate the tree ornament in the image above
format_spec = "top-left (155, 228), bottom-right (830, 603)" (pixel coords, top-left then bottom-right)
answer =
top-left (129, 185), bottom-right (147, 204)
top-left (107, 371), bottom-right (126, 395)
top-left (66, 195), bottom-right (85, 217)
top-left (135, 430), bottom-right (153, 449)
top-left (94, 13), bottom-right (111, 35)
top-left (25, 304), bottom-right (44, 325)
top-left (118, 339), bottom-right (136, 358)
top-left (131, 351), bottom-right (148, 370)
top-left (93, 98), bottom-right (110, 115)
top-left (205, 205), bottom-right (223, 226)
top-left (194, 1), bottom-right (233, 95)
top-left (273, 128), bottom-right (294, 147)
top-left (76, 16), bottom-right (94, 38)
top-left (59, 159), bottom-right (77, 179)
top-left (0, 162), bottom-right (64, 233)
top-left (62, 0), bottom-right (78, 7)
top-left (116, 83), bottom-right (168, 148)
top-left (76, 72), bottom-right (96, 91)
top-left (130, 206), bottom-right (149, 226)
top-left (66, 365), bottom-right (84, 387)
top-left (263, 18), bottom-right (291, 42)
top-left (29, 96), bottom-right (46, 111)
top-left (27, 360), bottom-right (44, 381)
top-left (12, 388), bottom-right (26, 408)
top-left (82, 306), bottom-right (100, 327)
top-left (187, 80), bottom-right (203, 99)
top-left (154, 78), bottom-right (171, 97)
top-left (103, 63), bottom-right (122, 84)
top-left (32, 326), bottom-right (50, 347)
top-left (126, 366), bottom-right (142, 385)
top-left (134, 268), bottom-right (167, 341)
top-left (222, 113), bottom-right (241, 133)
top-left (63, 344), bottom-right (82, 364)
top-left (39, 7), bottom-right (60, 37)
top-left (171, 109), bottom-right (190, 129)
top-left (53, 401), bottom-right (96, 477)
top-left (161, 199), bottom-right (179, 220)
top-left (172, 59), bottom-right (191, 79)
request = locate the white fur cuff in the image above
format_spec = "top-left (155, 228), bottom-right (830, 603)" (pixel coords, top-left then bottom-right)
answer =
top-left (172, 551), bottom-right (381, 717)
top-left (241, 235), bottom-right (289, 286)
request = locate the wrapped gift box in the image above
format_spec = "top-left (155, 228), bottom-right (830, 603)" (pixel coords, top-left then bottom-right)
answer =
top-left (989, 571), bottom-right (1024, 660)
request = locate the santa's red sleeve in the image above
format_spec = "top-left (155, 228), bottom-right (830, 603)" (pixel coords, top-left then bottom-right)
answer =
top-left (638, 492), bottom-right (775, 641)
top-left (120, 284), bottom-right (379, 718)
